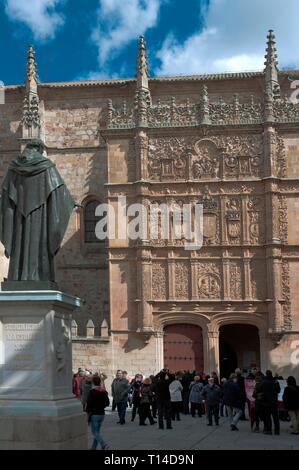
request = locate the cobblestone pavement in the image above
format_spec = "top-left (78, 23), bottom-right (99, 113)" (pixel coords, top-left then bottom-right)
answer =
top-left (88, 407), bottom-right (299, 450)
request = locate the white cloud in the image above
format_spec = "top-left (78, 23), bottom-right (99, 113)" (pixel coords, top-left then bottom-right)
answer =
top-left (156, 0), bottom-right (299, 75)
top-left (91, 0), bottom-right (162, 65)
top-left (4, 0), bottom-right (66, 40)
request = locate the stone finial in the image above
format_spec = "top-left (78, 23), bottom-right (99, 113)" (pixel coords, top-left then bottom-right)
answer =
top-left (86, 319), bottom-right (95, 337)
top-left (264, 29), bottom-right (280, 100)
top-left (264, 30), bottom-right (278, 71)
top-left (22, 45), bottom-right (41, 140)
top-left (135, 36), bottom-right (151, 127)
top-left (200, 85), bottom-right (211, 125)
top-left (136, 35), bottom-right (149, 91)
top-left (100, 318), bottom-right (109, 338)
top-left (26, 45), bottom-right (38, 93)
top-left (71, 320), bottom-right (78, 337)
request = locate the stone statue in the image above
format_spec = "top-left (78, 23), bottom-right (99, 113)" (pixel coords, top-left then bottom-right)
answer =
top-left (0, 139), bottom-right (75, 285)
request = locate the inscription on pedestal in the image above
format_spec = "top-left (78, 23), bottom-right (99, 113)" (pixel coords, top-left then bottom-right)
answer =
top-left (4, 320), bottom-right (44, 371)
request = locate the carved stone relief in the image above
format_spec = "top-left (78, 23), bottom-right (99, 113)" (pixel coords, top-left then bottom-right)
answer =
top-left (229, 261), bottom-right (243, 299)
top-left (226, 198), bottom-right (242, 244)
top-left (198, 188), bottom-right (220, 245)
top-left (192, 139), bottom-right (219, 179)
top-left (175, 262), bottom-right (189, 299)
top-left (147, 134), bottom-right (263, 182)
top-left (247, 197), bottom-right (265, 244)
top-left (197, 262), bottom-right (221, 299)
top-left (278, 195), bottom-right (288, 244)
top-left (148, 137), bottom-right (189, 180)
top-left (152, 261), bottom-right (167, 299)
top-left (250, 260), bottom-right (266, 300)
top-left (282, 260), bottom-right (292, 330)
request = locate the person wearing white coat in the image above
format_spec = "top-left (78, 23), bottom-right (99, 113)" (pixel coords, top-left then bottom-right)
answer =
top-left (169, 375), bottom-right (183, 421)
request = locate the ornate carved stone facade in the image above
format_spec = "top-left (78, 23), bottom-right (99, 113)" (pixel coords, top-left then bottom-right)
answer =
top-left (1, 33), bottom-right (299, 380)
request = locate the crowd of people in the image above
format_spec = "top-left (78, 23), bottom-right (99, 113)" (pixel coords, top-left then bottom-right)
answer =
top-left (72, 367), bottom-right (299, 450)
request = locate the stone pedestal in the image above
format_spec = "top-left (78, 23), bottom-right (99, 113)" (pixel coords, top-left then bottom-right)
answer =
top-left (0, 290), bottom-right (88, 450)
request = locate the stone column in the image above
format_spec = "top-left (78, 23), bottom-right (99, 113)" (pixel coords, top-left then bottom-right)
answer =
top-left (220, 197), bottom-right (228, 244)
top-left (0, 290), bottom-right (87, 450)
top-left (241, 196), bottom-right (249, 245)
top-left (155, 331), bottom-right (164, 372)
top-left (135, 130), bottom-right (148, 181)
top-left (137, 244), bottom-right (153, 332)
top-left (263, 126), bottom-right (277, 178)
top-left (203, 325), bottom-right (220, 375)
top-left (266, 246), bottom-right (283, 332)
top-left (190, 258), bottom-right (198, 300)
top-left (168, 253), bottom-right (176, 300)
top-left (222, 254), bottom-right (230, 300)
top-left (244, 250), bottom-right (252, 300)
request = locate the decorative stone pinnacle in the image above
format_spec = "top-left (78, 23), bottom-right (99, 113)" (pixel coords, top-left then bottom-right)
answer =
top-left (135, 36), bottom-right (151, 127)
top-left (136, 35), bottom-right (149, 91)
top-left (22, 45), bottom-right (41, 138)
top-left (200, 85), bottom-right (211, 125)
top-left (26, 44), bottom-right (38, 89)
top-left (264, 29), bottom-right (278, 70)
top-left (263, 29), bottom-right (280, 113)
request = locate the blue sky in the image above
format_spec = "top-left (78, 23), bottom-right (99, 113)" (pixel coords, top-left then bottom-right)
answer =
top-left (0, 0), bottom-right (299, 85)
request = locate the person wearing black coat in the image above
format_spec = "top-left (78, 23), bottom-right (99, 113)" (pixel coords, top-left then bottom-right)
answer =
top-left (130, 374), bottom-right (142, 422)
top-left (283, 376), bottom-right (299, 434)
top-left (86, 376), bottom-right (110, 450)
top-left (181, 371), bottom-right (193, 414)
top-left (150, 375), bottom-right (157, 418)
top-left (155, 370), bottom-right (173, 429)
top-left (139, 378), bottom-right (156, 426)
top-left (223, 374), bottom-right (244, 431)
top-left (260, 370), bottom-right (281, 435)
top-left (235, 369), bottom-right (247, 420)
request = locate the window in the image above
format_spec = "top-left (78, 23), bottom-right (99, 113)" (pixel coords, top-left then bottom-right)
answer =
top-left (84, 199), bottom-right (103, 243)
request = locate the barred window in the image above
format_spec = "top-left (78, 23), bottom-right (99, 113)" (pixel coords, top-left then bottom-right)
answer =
top-left (84, 200), bottom-right (103, 243)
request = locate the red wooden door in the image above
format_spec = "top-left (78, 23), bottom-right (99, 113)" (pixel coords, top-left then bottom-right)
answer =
top-left (163, 324), bottom-right (204, 373)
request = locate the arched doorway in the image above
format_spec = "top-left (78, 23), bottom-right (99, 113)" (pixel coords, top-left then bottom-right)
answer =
top-left (163, 324), bottom-right (204, 373)
top-left (219, 324), bottom-right (260, 378)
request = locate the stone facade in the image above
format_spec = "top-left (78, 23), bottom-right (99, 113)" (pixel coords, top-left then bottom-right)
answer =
top-left (1, 32), bottom-right (299, 382)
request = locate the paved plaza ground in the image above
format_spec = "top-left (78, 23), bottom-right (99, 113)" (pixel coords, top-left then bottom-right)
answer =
top-left (89, 407), bottom-right (299, 450)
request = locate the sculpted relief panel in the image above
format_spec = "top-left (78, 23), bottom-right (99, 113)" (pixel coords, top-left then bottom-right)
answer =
top-left (175, 262), bottom-right (189, 299)
top-left (197, 262), bottom-right (221, 299)
top-left (225, 198), bottom-right (242, 245)
top-left (192, 139), bottom-right (220, 179)
top-left (222, 136), bottom-right (263, 179)
top-left (152, 261), bottom-right (167, 300)
top-left (145, 192), bottom-right (265, 247)
top-left (147, 135), bottom-right (264, 182)
top-left (148, 137), bottom-right (189, 181)
top-left (198, 189), bottom-right (220, 245)
top-left (250, 259), bottom-right (266, 300)
top-left (229, 261), bottom-right (243, 299)
top-left (247, 197), bottom-right (265, 244)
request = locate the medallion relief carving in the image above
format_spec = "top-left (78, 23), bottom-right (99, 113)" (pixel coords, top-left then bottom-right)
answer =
top-left (197, 262), bottom-right (221, 299)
